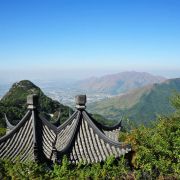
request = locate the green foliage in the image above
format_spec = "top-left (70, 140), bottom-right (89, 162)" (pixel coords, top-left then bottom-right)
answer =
top-left (171, 91), bottom-right (180, 117)
top-left (51, 156), bottom-right (70, 179)
top-left (119, 92), bottom-right (180, 179)
top-left (0, 127), bottom-right (6, 137)
top-left (172, 94), bottom-right (180, 109)
top-left (0, 156), bottom-right (131, 179)
top-left (0, 80), bottom-right (71, 128)
top-left (1, 160), bottom-right (50, 179)
top-left (123, 114), bottom-right (180, 178)
top-left (91, 113), bottom-right (118, 126)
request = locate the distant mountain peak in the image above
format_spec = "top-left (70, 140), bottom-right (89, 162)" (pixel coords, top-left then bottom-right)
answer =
top-left (2, 80), bottom-right (40, 101)
top-left (11, 80), bottom-right (39, 90)
top-left (76, 71), bottom-right (166, 95)
top-left (0, 80), bottom-right (71, 125)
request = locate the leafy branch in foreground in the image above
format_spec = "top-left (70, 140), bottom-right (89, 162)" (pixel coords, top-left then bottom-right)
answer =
top-left (119, 92), bottom-right (180, 179)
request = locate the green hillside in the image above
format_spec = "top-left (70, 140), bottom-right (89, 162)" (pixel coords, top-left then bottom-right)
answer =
top-left (0, 80), bottom-right (71, 127)
top-left (88, 84), bottom-right (153, 114)
top-left (88, 78), bottom-right (180, 125)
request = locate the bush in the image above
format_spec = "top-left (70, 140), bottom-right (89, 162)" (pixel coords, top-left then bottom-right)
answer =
top-left (124, 112), bottom-right (180, 179)
top-left (1, 160), bottom-right (50, 179)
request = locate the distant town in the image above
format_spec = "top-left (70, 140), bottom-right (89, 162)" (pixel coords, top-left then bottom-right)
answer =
top-left (44, 89), bottom-right (113, 108)
top-left (0, 81), bottom-right (114, 108)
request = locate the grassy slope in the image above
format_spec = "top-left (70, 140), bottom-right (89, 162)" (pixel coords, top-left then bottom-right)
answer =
top-left (127, 78), bottom-right (180, 124)
top-left (88, 85), bottom-right (153, 120)
top-left (88, 78), bottom-right (180, 125)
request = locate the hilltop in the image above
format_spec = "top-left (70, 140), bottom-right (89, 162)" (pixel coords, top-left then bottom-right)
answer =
top-left (76, 71), bottom-right (166, 95)
top-left (0, 80), bottom-right (71, 127)
top-left (88, 78), bottom-right (180, 125)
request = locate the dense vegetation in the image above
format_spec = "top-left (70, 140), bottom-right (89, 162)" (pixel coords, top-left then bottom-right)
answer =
top-left (0, 156), bottom-right (131, 179)
top-left (0, 93), bottom-right (179, 179)
top-left (89, 78), bottom-right (180, 125)
top-left (0, 80), bottom-right (72, 127)
top-left (91, 113), bottom-right (118, 126)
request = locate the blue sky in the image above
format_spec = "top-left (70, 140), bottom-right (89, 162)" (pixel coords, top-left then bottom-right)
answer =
top-left (0, 0), bottom-right (180, 81)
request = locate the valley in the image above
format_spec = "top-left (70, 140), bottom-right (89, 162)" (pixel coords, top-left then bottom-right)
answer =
top-left (1, 72), bottom-right (179, 126)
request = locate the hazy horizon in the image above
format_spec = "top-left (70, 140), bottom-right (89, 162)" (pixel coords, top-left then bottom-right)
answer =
top-left (0, 69), bottom-right (180, 85)
top-left (0, 0), bottom-right (180, 82)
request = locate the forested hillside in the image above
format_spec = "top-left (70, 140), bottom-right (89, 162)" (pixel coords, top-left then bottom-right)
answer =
top-left (0, 80), bottom-right (71, 128)
top-left (88, 78), bottom-right (180, 125)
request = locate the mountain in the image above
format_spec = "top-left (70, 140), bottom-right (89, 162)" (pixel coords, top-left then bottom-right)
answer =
top-left (76, 71), bottom-right (166, 95)
top-left (88, 78), bottom-right (180, 125)
top-left (0, 80), bottom-right (71, 127)
top-left (0, 80), bottom-right (113, 130)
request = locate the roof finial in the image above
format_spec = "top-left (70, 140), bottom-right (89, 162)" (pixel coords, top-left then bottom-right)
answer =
top-left (27, 94), bottom-right (39, 110)
top-left (75, 95), bottom-right (86, 110)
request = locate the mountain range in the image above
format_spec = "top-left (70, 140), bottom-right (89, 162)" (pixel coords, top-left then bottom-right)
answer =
top-left (0, 72), bottom-right (179, 128)
top-left (88, 78), bottom-right (180, 125)
top-left (76, 71), bottom-right (166, 95)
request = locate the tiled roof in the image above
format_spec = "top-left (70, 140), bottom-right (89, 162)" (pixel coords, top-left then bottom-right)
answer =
top-left (0, 94), bottom-right (131, 164)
